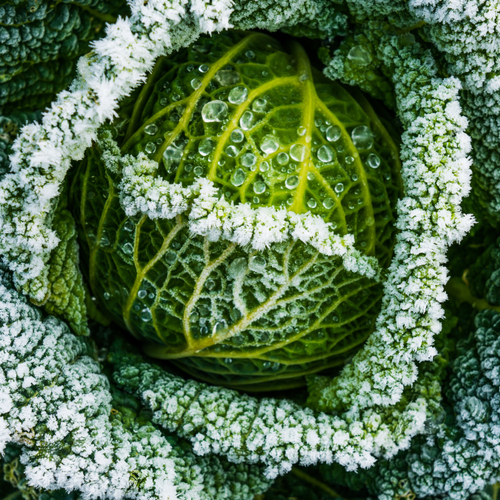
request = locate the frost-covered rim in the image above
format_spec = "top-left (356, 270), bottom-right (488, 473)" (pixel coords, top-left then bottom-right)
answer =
top-left (0, 0), bottom-right (472, 462)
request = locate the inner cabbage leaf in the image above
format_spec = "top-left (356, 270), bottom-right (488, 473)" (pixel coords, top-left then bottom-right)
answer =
top-left (71, 30), bottom-right (402, 390)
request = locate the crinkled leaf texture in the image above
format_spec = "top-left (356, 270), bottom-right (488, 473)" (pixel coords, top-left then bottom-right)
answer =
top-left (72, 31), bottom-right (402, 390)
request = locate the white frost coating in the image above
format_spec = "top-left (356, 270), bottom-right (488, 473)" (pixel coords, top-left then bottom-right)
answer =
top-left (0, 0), bottom-right (234, 302)
top-left (315, 29), bottom-right (474, 412)
top-left (100, 135), bottom-right (380, 280)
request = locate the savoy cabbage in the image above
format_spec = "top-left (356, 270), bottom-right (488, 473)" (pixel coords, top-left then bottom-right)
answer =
top-left (0, 0), bottom-right (499, 500)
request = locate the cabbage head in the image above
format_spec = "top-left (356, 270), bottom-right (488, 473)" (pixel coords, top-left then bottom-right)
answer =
top-left (71, 31), bottom-right (402, 391)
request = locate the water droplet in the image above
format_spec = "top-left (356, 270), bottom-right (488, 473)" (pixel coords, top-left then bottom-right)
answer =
top-left (194, 166), bottom-right (204, 176)
top-left (186, 64), bottom-right (194, 72)
top-left (228, 86), bottom-right (248, 104)
top-left (307, 172), bottom-right (315, 181)
top-left (138, 289), bottom-right (147, 299)
top-left (384, 172), bottom-right (391, 181)
top-left (348, 45), bottom-right (372, 66)
top-left (366, 216), bottom-right (375, 227)
top-left (260, 161), bottom-right (269, 172)
top-left (249, 255), bottom-right (266, 272)
top-left (314, 117), bottom-right (323, 127)
top-left (199, 64), bottom-right (210, 73)
top-left (351, 125), bottom-right (373, 150)
top-left (145, 142), bottom-right (156, 154)
top-left (277, 152), bottom-right (289, 166)
top-left (335, 182), bottom-right (345, 194)
top-left (185, 163), bottom-right (193, 172)
top-left (241, 152), bottom-right (256, 168)
top-left (165, 250), bottom-right (176, 264)
top-left (191, 77), bottom-right (202, 90)
top-left (202, 100), bottom-right (228, 122)
top-left (317, 145), bottom-right (333, 163)
top-left (351, 173), bottom-right (359, 181)
top-left (263, 361), bottom-right (271, 369)
top-left (224, 358), bottom-right (233, 364)
top-left (245, 50), bottom-right (255, 59)
top-left (226, 145), bottom-right (239, 157)
top-left (260, 135), bottom-right (279, 155)
top-left (348, 202), bottom-right (355, 210)
top-left (297, 126), bottom-right (307, 136)
top-left (253, 196), bottom-right (259, 203)
top-left (205, 279), bottom-right (216, 290)
top-left (262, 70), bottom-right (269, 77)
top-left (198, 137), bottom-right (214, 156)
top-left (345, 155), bottom-right (355, 165)
top-left (123, 221), bottom-right (134, 232)
top-left (253, 180), bottom-right (266, 194)
top-left (172, 94), bottom-right (181, 102)
top-left (307, 198), bottom-right (317, 208)
top-left (285, 175), bottom-right (299, 189)
top-left (323, 198), bottom-right (334, 209)
top-left (145, 123), bottom-right (158, 135)
top-left (160, 97), bottom-right (168, 106)
top-left (252, 98), bottom-right (267, 112)
top-left (122, 243), bottom-right (133, 255)
top-left (367, 153), bottom-right (381, 169)
top-left (190, 310), bottom-right (200, 322)
top-left (218, 159), bottom-right (226, 166)
top-left (141, 308), bottom-right (152, 322)
top-left (332, 315), bottom-right (339, 323)
top-left (231, 129), bottom-right (244, 143)
top-left (240, 110), bottom-right (255, 131)
top-left (271, 362), bottom-right (280, 371)
top-left (231, 168), bottom-right (246, 187)
top-left (214, 70), bottom-right (240, 86)
top-left (228, 257), bottom-right (247, 278)
top-left (200, 325), bottom-right (209, 335)
top-left (290, 143), bottom-right (306, 162)
top-left (163, 144), bottom-right (183, 169)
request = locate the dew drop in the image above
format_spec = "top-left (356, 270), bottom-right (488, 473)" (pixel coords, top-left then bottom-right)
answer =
top-left (214, 70), bottom-right (240, 86)
top-left (138, 289), bottom-right (147, 299)
top-left (218, 159), bottom-right (226, 166)
top-left (184, 163), bottom-right (193, 172)
top-left (323, 198), bottom-right (335, 209)
top-left (277, 152), bottom-right (289, 165)
top-left (290, 143), bottom-right (306, 162)
top-left (194, 166), bottom-right (204, 176)
top-left (245, 50), bottom-right (255, 59)
top-left (285, 175), bottom-right (299, 189)
top-left (351, 173), bottom-right (359, 181)
top-left (224, 358), bottom-right (233, 364)
top-left (249, 255), bottom-right (266, 271)
top-left (307, 172), bottom-right (315, 181)
top-left (241, 152), bottom-right (256, 168)
top-left (145, 142), bottom-right (156, 154)
top-left (345, 155), bottom-right (355, 165)
top-left (263, 361), bottom-right (271, 369)
top-left (351, 125), bottom-right (373, 150)
top-left (231, 129), bottom-right (244, 143)
top-left (348, 45), bottom-right (372, 66)
top-left (202, 100), bottom-right (228, 122)
top-left (231, 168), bottom-right (246, 187)
top-left (253, 180), bottom-right (266, 194)
top-left (335, 182), bottom-right (345, 194)
top-left (190, 310), bottom-right (200, 322)
top-left (252, 98), bottom-right (267, 112)
top-left (271, 362), bottom-right (280, 371)
top-left (307, 198), bottom-right (317, 209)
top-left (165, 250), bottom-right (177, 264)
top-left (367, 153), bottom-right (381, 169)
top-left (226, 145), bottom-right (239, 157)
top-left (199, 64), bottom-right (210, 73)
top-left (240, 110), bottom-right (256, 131)
top-left (348, 202), bottom-right (355, 210)
top-left (297, 126), bottom-right (307, 137)
top-left (228, 257), bottom-right (247, 278)
top-left (144, 123), bottom-right (158, 135)
top-left (253, 196), bottom-right (259, 203)
top-left (122, 243), bottom-right (133, 255)
top-left (228, 86), bottom-right (248, 105)
top-left (260, 161), bottom-right (269, 172)
top-left (103, 292), bottom-right (111, 300)
top-left (191, 77), bottom-right (202, 90)
top-left (260, 135), bottom-right (279, 155)
top-left (123, 221), bottom-right (134, 232)
top-left (141, 308), bottom-right (152, 322)
top-left (198, 137), bottom-right (214, 156)
top-left (317, 145), bottom-right (333, 163)
top-left (205, 278), bottom-right (216, 290)
top-left (160, 97), bottom-right (168, 106)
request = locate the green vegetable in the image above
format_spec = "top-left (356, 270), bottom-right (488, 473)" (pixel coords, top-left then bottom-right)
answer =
top-left (72, 31), bottom-right (402, 390)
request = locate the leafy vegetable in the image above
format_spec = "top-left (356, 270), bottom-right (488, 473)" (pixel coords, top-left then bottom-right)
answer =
top-left (71, 31), bottom-right (401, 389)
